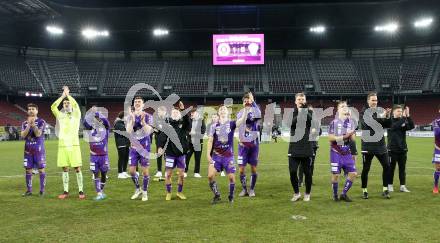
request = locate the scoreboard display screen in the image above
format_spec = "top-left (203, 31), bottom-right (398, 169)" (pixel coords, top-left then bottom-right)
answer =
top-left (212, 34), bottom-right (264, 65)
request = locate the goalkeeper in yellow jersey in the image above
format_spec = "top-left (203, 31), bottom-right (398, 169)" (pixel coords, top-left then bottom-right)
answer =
top-left (51, 86), bottom-right (85, 200)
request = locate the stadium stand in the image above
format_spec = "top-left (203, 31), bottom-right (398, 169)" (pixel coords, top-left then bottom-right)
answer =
top-left (47, 59), bottom-right (81, 94)
top-left (315, 59), bottom-right (375, 94)
top-left (0, 55), bottom-right (437, 95)
top-left (164, 59), bottom-right (210, 95)
top-left (0, 101), bottom-right (26, 126)
top-left (265, 57), bottom-right (313, 94)
top-left (0, 56), bottom-right (43, 92)
top-left (213, 65), bottom-right (264, 93)
top-left (103, 61), bottom-right (163, 95)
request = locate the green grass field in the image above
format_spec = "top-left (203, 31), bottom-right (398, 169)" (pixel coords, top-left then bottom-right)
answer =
top-left (0, 137), bottom-right (438, 242)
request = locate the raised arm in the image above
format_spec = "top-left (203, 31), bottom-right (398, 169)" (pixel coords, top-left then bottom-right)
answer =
top-left (51, 96), bottom-right (64, 118)
top-left (33, 120), bottom-right (45, 137)
top-left (20, 121), bottom-right (31, 138)
top-left (141, 113), bottom-right (154, 135)
top-left (251, 102), bottom-right (262, 119)
top-left (405, 117), bottom-right (415, 131)
top-left (328, 121), bottom-right (355, 143)
top-left (236, 107), bottom-right (250, 127)
top-left (67, 95), bottom-right (81, 118)
top-left (83, 111), bottom-right (95, 130)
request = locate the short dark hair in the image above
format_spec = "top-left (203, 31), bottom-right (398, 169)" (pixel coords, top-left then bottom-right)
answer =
top-left (337, 100), bottom-right (347, 108)
top-left (27, 103), bottom-right (38, 110)
top-left (367, 92), bottom-right (377, 101)
top-left (117, 111), bottom-right (124, 119)
top-left (393, 104), bottom-right (403, 110)
top-left (134, 96), bottom-right (144, 102)
top-left (295, 92), bottom-right (305, 98)
top-left (62, 97), bottom-right (69, 103)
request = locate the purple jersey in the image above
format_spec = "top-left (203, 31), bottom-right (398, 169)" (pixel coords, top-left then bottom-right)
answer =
top-left (21, 118), bottom-right (46, 154)
top-left (237, 102), bottom-right (261, 148)
top-left (131, 113), bottom-right (153, 150)
top-left (209, 120), bottom-right (237, 157)
top-left (433, 118), bottom-right (440, 149)
top-left (329, 118), bottom-right (355, 155)
top-left (83, 113), bottom-right (110, 156)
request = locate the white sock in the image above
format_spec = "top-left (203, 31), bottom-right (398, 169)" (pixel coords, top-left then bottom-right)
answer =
top-left (62, 172), bottom-right (69, 192)
top-left (76, 171), bottom-right (84, 192)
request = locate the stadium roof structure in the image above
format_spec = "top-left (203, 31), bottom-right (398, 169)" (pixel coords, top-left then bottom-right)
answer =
top-left (0, 0), bottom-right (439, 51)
top-left (0, 0), bottom-right (59, 24)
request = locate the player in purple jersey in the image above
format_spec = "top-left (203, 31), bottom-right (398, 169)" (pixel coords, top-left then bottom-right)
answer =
top-left (157, 101), bottom-right (191, 201)
top-left (432, 105), bottom-right (440, 194)
top-left (83, 106), bottom-right (110, 201)
top-left (206, 104), bottom-right (249, 204)
top-left (328, 101), bottom-right (357, 202)
top-left (21, 103), bottom-right (46, 197)
top-left (126, 96), bottom-right (154, 201)
top-left (237, 92), bottom-right (261, 197)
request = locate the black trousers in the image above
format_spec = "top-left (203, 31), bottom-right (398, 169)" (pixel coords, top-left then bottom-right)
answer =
top-left (185, 143), bottom-right (202, 173)
top-left (289, 156), bottom-right (312, 194)
top-left (389, 151), bottom-right (407, 186)
top-left (298, 147), bottom-right (318, 184)
top-left (156, 153), bottom-right (163, 172)
top-left (117, 146), bottom-right (129, 173)
top-left (361, 152), bottom-right (390, 188)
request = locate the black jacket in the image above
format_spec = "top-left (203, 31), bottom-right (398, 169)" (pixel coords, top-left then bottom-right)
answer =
top-left (288, 108), bottom-right (314, 157)
top-left (360, 107), bottom-right (391, 154)
top-left (387, 117), bottom-right (415, 152)
top-left (157, 115), bottom-right (191, 157)
top-left (188, 118), bottom-right (206, 145)
top-left (114, 118), bottom-right (130, 148)
top-left (153, 115), bottom-right (168, 144)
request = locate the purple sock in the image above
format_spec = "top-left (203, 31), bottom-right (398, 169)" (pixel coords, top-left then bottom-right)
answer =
top-left (94, 178), bottom-right (101, 193)
top-left (332, 182), bottom-right (338, 197)
top-left (26, 173), bottom-right (32, 192)
top-left (434, 171), bottom-right (440, 187)
top-left (132, 174), bottom-right (140, 189)
top-left (229, 183), bottom-right (235, 198)
top-left (178, 184), bottom-right (183, 193)
top-left (166, 183), bottom-right (171, 193)
top-left (143, 176), bottom-right (150, 191)
top-left (39, 173), bottom-right (46, 193)
top-left (240, 174), bottom-right (247, 191)
top-left (100, 183), bottom-right (106, 191)
top-left (342, 179), bottom-right (353, 195)
top-left (250, 173), bottom-right (258, 190)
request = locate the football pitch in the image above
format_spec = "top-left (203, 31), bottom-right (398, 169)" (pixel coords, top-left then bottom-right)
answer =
top-left (0, 137), bottom-right (438, 242)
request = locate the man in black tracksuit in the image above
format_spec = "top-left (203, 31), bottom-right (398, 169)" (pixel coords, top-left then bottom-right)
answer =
top-left (114, 111), bottom-right (131, 178)
top-left (288, 92), bottom-right (314, 202)
top-left (360, 92), bottom-right (392, 199)
top-left (185, 108), bottom-right (206, 178)
top-left (298, 125), bottom-right (322, 187)
top-left (387, 105), bottom-right (414, 193)
top-left (156, 102), bottom-right (191, 200)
